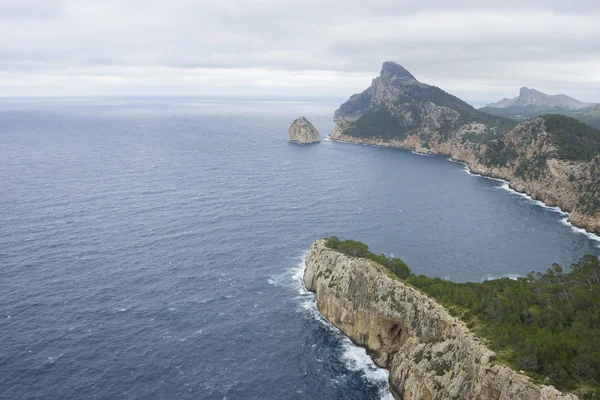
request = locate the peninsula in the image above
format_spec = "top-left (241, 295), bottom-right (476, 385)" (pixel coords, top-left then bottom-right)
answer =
top-left (305, 238), bottom-right (600, 399)
top-left (331, 62), bottom-right (600, 234)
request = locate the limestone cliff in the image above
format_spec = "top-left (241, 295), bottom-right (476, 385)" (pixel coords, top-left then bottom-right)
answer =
top-left (331, 62), bottom-right (600, 234)
top-left (304, 240), bottom-right (577, 400)
top-left (289, 116), bottom-right (321, 144)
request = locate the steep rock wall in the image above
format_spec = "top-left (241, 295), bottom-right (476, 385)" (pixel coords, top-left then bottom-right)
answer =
top-left (289, 116), bottom-right (321, 144)
top-left (304, 240), bottom-right (577, 400)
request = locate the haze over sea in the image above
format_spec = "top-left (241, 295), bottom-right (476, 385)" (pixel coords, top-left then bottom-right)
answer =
top-left (1, 97), bottom-right (599, 400)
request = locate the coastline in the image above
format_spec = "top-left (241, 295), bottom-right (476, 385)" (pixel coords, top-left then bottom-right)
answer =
top-left (328, 134), bottom-right (600, 240)
top-left (290, 253), bottom-right (395, 400)
top-left (303, 240), bottom-right (577, 400)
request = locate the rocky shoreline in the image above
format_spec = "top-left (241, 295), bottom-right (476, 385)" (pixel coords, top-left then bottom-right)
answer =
top-left (304, 239), bottom-right (577, 400)
top-left (329, 126), bottom-right (600, 236)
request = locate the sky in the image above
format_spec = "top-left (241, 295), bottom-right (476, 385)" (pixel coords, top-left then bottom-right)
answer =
top-left (1, 0), bottom-right (599, 104)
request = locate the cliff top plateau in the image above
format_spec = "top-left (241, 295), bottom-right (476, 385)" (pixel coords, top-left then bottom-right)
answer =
top-left (305, 237), bottom-right (600, 398)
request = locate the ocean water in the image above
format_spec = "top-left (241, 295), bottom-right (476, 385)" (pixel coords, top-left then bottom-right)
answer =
top-left (1, 97), bottom-right (599, 400)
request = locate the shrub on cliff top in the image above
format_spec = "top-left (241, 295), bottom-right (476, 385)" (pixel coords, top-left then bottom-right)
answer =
top-left (324, 237), bottom-right (411, 279)
top-left (543, 114), bottom-right (600, 162)
top-left (322, 236), bottom-right (600, 395)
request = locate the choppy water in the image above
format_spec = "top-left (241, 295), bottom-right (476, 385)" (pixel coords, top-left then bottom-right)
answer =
top-left (1, 97), bottom-right (598, 399)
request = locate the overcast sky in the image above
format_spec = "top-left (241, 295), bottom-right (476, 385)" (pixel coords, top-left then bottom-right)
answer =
top-left (1, 0), bottom-right (599, 104)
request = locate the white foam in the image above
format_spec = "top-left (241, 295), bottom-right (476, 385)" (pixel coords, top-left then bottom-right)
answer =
top-left (560, 217), bottom-right (600, 245)
top-left (411, 150), bottom-right (432, 157)
top-left (482, 273), bottom-right (523, 282)
top-left (340, 341), bottom-right (390, 384)
top-left (47, 353), bottom-right (64, 364)
top-left (497, 182), bottom-right (566, 215)
top-left (283, 252), bottom-right (393, 400)
top-left (450, 157), bottom-right (600, 247)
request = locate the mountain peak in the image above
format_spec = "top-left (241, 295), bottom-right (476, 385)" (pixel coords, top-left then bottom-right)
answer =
top-left (519, 87), bottom-right (531, 96)
top-left (380, 62), bottom-right (416, 81)
top-left (488, 87), bottom-right (593, 110)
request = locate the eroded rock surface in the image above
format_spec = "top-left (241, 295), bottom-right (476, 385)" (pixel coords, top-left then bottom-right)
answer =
top-left (289, 116), bottom-right (321, 144)
top-left (304, 240), bottom-right (577, 400)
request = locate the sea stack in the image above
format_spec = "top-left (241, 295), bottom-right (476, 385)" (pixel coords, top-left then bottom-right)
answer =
top-left (288, 116), bottom-right (321, 144)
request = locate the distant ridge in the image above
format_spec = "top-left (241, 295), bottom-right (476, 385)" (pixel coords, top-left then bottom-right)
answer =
top-left (487, 87), bottom-right (594, 110)
top-left (480, 88), bottom-right (600, 130)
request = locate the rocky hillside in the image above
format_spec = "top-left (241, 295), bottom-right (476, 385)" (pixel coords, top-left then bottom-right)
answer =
top-left (331, 62), bottom-right (600, 234)
top-left (304, 240), bottom-right (576, 400)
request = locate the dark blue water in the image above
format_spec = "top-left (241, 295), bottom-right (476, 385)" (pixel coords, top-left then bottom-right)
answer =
top-left (1, 97), bottom-right (599, 400)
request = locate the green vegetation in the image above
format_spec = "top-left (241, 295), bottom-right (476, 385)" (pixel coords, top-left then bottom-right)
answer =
top-left (577, 182), bottom-right (600, 214)
top-left (346, 107), bottom-right (410, 140)
top-left (417, 86), bottom-right (516, 134)
top-left (542, 114), bottom-right (600, 162)
top-left (514, 155), bottom-right (548, 180)
top-left (323, 237), bottom-right (600, 396)
top-left (460, 130), bottom-right (504, 144)
top-left (324, 236), bottom-right (411, 279)
top-left (344, 84), bottom-right (516, 141)
top-left (480, 104), bottom-right (600, 131)
top-left (482, 139), bottom-right (519, 167)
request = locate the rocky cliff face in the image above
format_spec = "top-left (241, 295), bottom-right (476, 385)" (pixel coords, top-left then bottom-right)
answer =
top-left (304, 240), bottom-right (577, 400)
top-left (289, 116), bottom-right (321, 144)
top-left (331, 62), bottom-right (600, 234)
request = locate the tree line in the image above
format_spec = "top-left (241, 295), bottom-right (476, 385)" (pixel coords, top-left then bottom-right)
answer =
top-left (323, 237), bottom-right (600, 397)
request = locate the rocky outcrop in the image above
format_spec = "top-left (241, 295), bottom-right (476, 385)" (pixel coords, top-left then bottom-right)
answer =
top-left (304, 240), bottom-right (577, 400)
top-left (331, 62), bottom-right (600, 235)
top-left (289, 116), bottom-right (321, 144)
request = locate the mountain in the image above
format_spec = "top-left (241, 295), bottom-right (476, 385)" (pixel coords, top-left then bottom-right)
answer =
top-left (486, 87), bottom-right (594, 110)
top-left (331, 62), bottom-right (600, 234)
top-left (480, 89), bottom-right (600, 130)
top-left (334, 61), bottom-right (516, 140)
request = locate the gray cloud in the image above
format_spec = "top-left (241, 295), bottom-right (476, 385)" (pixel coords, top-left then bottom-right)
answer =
top-left (0, 0), bottom-right (599, 103)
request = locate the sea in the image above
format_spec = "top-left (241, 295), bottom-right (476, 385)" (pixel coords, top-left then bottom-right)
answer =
top-left (1, 97), bottom-right (599, 400)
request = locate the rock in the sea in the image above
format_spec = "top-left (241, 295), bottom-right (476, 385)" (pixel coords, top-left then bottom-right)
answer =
top-left (288, 116), bottom-right (321, 144)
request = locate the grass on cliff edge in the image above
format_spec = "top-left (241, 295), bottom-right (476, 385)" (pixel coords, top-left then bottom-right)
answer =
top-left (324, 236), bottom-right (600, 397)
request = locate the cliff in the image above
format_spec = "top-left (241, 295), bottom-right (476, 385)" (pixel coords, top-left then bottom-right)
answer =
top-left (331, 62), bottom-right (600, 234)
top-left (289, 116), bottom-right (321, 144)
top-left (304, 240), bottom-right (577, 400)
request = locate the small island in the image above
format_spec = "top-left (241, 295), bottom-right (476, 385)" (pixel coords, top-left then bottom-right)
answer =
top-left (288, 116), bottom-right (321, 144)
top-left (305, 237), bottom-right (600, 399)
